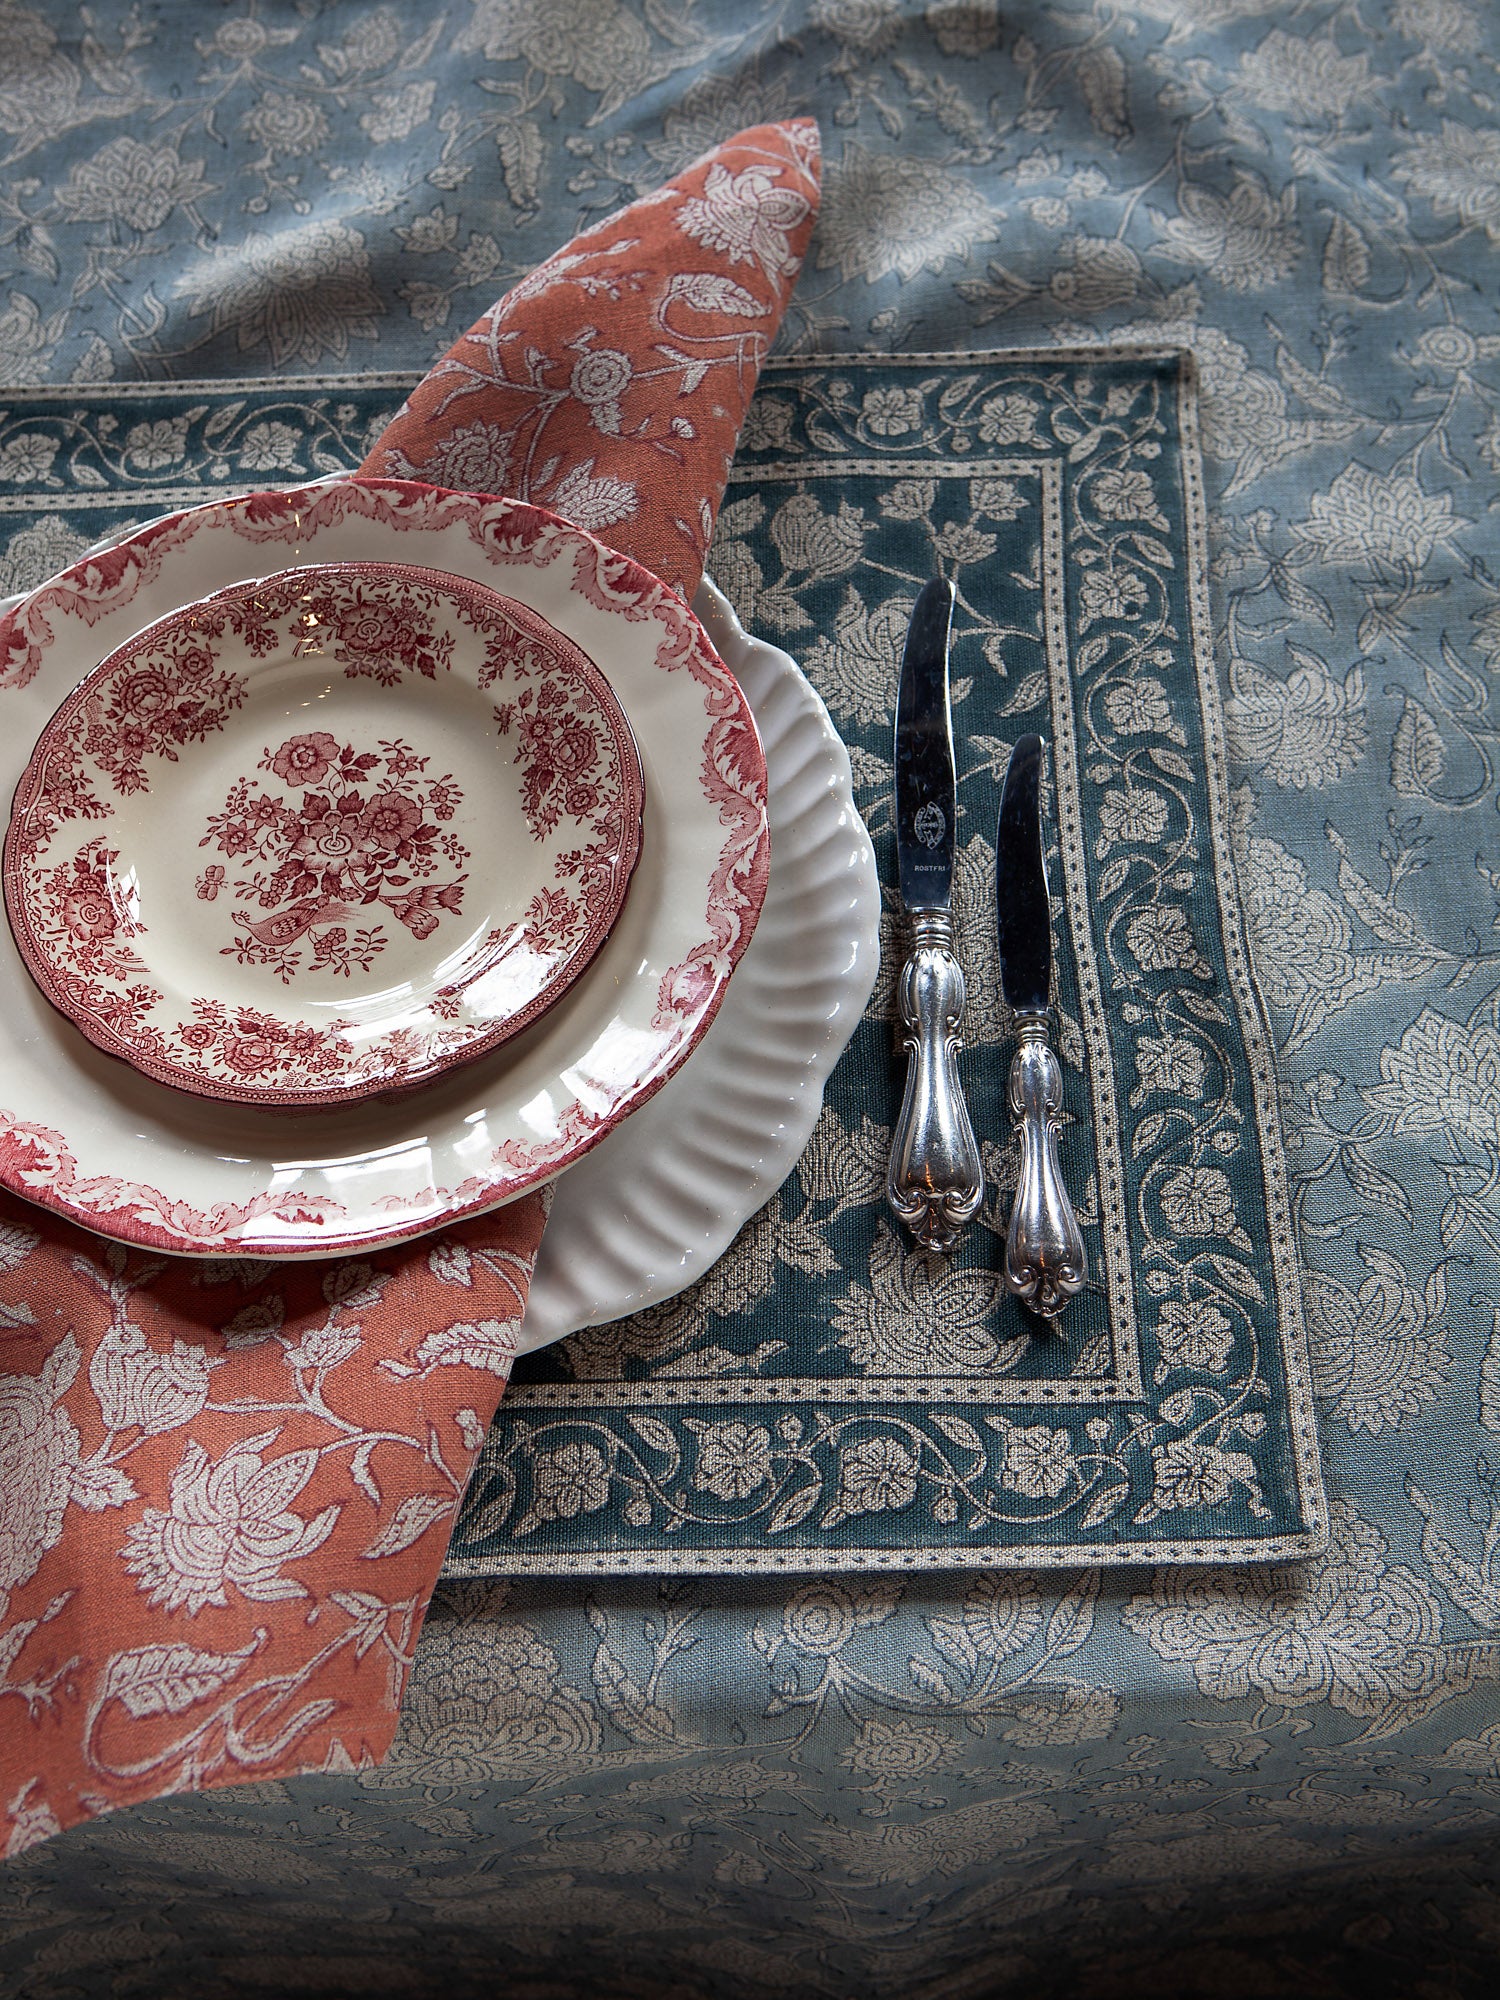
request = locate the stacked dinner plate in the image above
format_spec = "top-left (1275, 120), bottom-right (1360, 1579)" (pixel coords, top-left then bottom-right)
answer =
top-left (0, 479), bottom-right (880, 1350)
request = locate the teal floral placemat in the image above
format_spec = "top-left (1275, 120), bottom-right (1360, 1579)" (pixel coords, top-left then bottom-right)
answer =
top-left (451, 348), bottom-right (1327, 1573)
top-left (0, 355), bottom-right (1326, 1573)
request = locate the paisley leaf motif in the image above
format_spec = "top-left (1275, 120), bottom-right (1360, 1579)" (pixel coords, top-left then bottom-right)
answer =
top-left (101, 1639), bottom-right (260, 1720)
top-left (664, 271), bottom-right (769, 319)
top-left (1043, 1574), bottom-right (1100, 1660)
top-left (361, 1491), bottom-right (453, 1559)
top-left (767, 1482), bottom-right (821, 1534)
top-left (1480, 1314), bottom-right (1500, 1436)
top-left (1390, 698), bottom-right (1446, 799)
top-left (1078, 46), bottom-right (1131, 142)
top-left (1322, 213), bottom-right (1371, 295)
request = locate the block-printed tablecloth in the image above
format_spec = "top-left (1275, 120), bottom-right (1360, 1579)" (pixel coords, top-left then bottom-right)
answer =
top-left (4, 3), bottom-right (1500, 1996)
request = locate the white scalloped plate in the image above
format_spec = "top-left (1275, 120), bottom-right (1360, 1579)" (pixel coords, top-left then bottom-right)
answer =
top-left (522, 577), bottom-right (879, 1349)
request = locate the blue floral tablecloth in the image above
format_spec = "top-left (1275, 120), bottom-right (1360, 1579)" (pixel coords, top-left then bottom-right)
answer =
top-left (3, 4), bottom-right (1500, 1997)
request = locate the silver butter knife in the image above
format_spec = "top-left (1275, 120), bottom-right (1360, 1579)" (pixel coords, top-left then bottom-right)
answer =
top-left (997, 733), bottom-right (1087, 1316)
top-left (885, 576), bottom-right (983, 1254)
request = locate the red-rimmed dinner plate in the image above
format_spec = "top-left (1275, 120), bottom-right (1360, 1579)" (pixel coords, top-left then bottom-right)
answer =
top-left (3, 561), bottom-right (643, 1108)
top-left (0, 480), bottom-right (768, 1255)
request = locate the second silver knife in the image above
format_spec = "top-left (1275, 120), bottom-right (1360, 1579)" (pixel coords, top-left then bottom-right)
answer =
top-left (996, 732), bottom-right (1087, 1316)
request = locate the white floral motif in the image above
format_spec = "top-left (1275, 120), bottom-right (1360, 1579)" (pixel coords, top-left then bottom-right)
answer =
top-left (54, 136), bottom-right (218, 230)
top-left (455, 0), bottom-right (653, 110)
top-left (1146, 1438), bottom-right (1264, 1517)
top-left (925, 0), bottom-right (1000, 57)
top-left (241, 89), bottom-right (329, 160)
top-left (236, 420), bottom-right (302, 473)
top-left (819, 143), bottom-right (996, 284)
top-left (1292, 464), bottom-right (1471, 568)
top-left (0, 1336), bottom-right (88, 1592)
top-left (689, 1421), bottom-right (774, 1500)
top-left (1079, 565), bottom-right (1149, 623)
top-left (1131, 1034), bottom-right (1207, 1105)
top-left (1236, 829), bottom-right (1373, 1050)
top-left (1227, 656), bottom-right (1367, 790)
top-left (1103, 677), bottom-right (1175, 737)
top-left (360, 80), bottom-right (435, 146)
top-left (800, 587), bottom-right (917, 725)
top-left (375, 1616), bottom-right (602, 1783)
top-left (834, 1435), bottom-right (919, 1518)
top-left (124, 417), bottom-right (190, 471)
top-left (0, 432), bottom-right (57, 483)
top-left (768, 493), bottom-right (868, 580)
top-left (1125, 903), bottom-right (1205, 975)
top-left (568, 346), bottom-right (634, 436)
top-left (89, 1322), bottom-right (213, 1435)
top-left (1089, 466), bottom-right (1168, 528)
top-left (976, 392), bottom-right (1039, 444)
top-left (1048, 235), bottom-right (1143, 314)
top-left (1361, 1009), bottom-right (1500, 1152)
top-left (176, 218), bottom-right (385, 367)
top-left (810, 0), bottom-right (903, 57)
top-left (1095, 785), bottom-right (1169, 856)
top-left (1124, 1503), bottom-right (1447, 1717)
top-left (544, 458), bottom-right (639, 532)
top-left (1159, 1165), bottom-right (1246, 1245)
top-left (1156, 172), bottom-right (1301, 291)
top-left (122, 1433), bottom-right (339, 1614)
top-left (1393, 120), bottom-right (1500, 239)
top-left (1391, 0), bottom-right (1481, 52)
top-left (780, 1580), bottom-right (898, 1656)
top-left (418, 418), bottom-right (513, 495)
top-left (860, 386), bottom-right (923, 436)
top-left (0, 514), bottom-right (88, 597)
top-left (281, 1320), bottom-right (362, 1375)
top-left (1155, 1299), bottom-right (1235, 1381)
top-left (1234, 31), bottom-right (1375, 122)
top-left (676, 163), bottom-right (811, 282)
top-left (960, 1571), bottom-right (1043, 1660)
top-left (1304, 1243), bottom-right (1451, 1434)
top-left (844, 1717), bottom-right (955, 1781)
top-left (531, 1440), bottom-right (610, 1521)
top-left (994, 1424), bottom-right (1074, 1502)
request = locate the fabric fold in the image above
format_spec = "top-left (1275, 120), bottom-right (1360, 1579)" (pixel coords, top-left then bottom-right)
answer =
top-left (359, 118), bottom-right (821, 600)
top-left (0, 117), bottom-right (820, 1856)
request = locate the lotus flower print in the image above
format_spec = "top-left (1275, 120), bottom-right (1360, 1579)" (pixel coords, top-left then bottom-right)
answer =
top-left (122, 1432), bottom-right (340, 1614)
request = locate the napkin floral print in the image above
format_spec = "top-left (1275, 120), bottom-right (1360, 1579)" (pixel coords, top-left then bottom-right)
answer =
top-left (358, 116), bottom-right (821, 602)
top-left (455, 348), bottom-right (1327, 1572)
top-left (0, 1193), bottom-right (546, 1856)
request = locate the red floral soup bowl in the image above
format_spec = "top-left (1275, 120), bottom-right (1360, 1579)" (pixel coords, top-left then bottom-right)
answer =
top-left (2, 561), bottom-right (644, 1107)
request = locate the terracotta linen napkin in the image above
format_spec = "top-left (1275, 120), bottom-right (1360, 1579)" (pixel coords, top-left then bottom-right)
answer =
top-left (0, 118), bottom-right (821, 1857)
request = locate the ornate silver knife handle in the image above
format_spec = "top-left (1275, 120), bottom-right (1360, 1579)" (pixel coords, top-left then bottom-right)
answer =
top-left (886, 911), bottom-right (983, 1254)
top-left (1003, 1011), bottom-right (1086, 1315)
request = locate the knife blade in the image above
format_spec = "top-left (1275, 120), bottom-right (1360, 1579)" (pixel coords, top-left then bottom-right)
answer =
top-left (996, 733), bottom-right (1086, 1316)
top-left (885, 576), bottom-right (983, 1253)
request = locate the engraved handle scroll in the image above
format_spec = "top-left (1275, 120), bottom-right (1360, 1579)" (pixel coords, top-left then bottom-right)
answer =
top-left (1002, 1014), bottom-right (1087, 1317)
top-left (885, 911), bottom-right (984, 1255)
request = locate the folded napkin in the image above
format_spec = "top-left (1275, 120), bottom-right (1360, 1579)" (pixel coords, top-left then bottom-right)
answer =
top-left (0, 119), bottom-right (820, 1857)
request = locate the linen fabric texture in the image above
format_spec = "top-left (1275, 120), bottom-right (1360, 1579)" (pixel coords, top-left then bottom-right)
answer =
top-left (0, 118), bottom-right (821, 1857)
